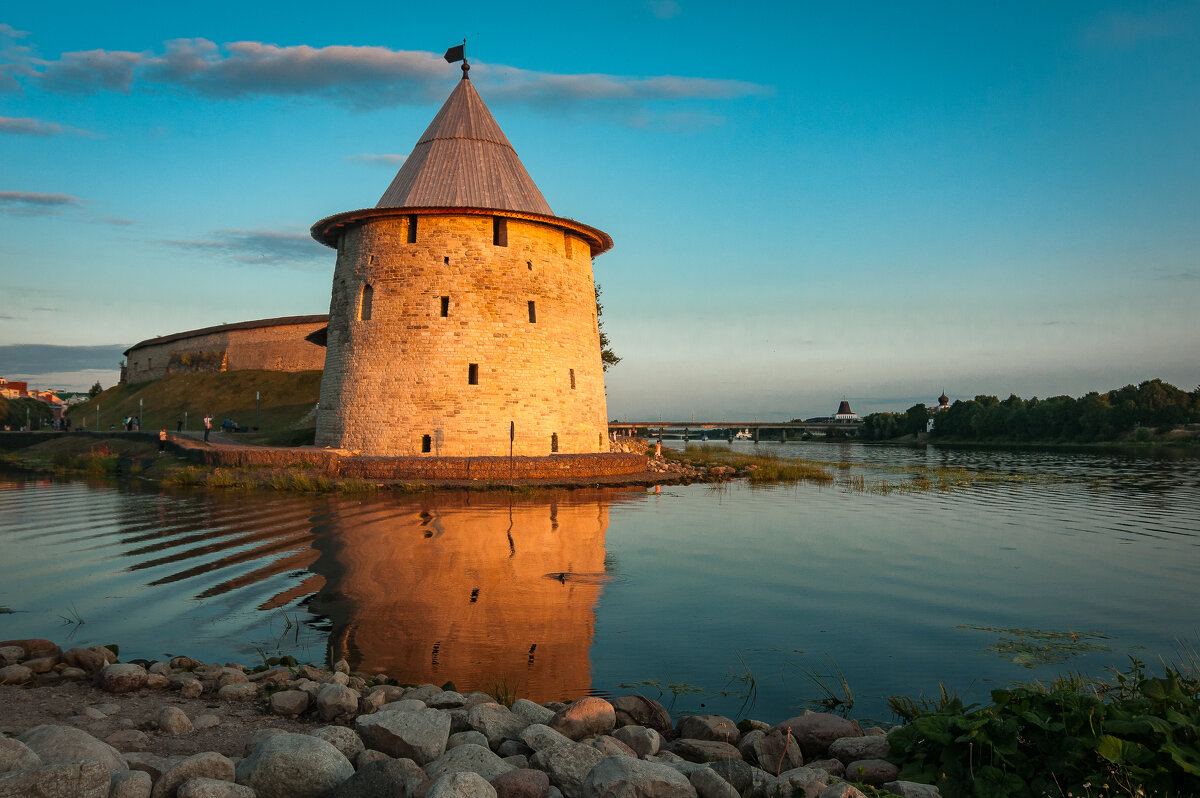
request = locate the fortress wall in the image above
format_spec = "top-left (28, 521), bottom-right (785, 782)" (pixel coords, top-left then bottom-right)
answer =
top-left (123, 321), bottom-right (326, 383)
top-left (317, 214), bottom-right (609, 457)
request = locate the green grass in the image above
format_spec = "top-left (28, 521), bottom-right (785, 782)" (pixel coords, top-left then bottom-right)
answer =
top-left (666, 444), bottom-right (835, 485)
top-left (68, 370), bottom-right (321, 436)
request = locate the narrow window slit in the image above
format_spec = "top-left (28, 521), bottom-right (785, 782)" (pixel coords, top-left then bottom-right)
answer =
top-left (493, 217), bottom-right (507, 247)
top-left (359, 284), bottom-right (373, 321)
top-left (421, 434), bottom-right (432, 453)
top-left (468, 363), bottom-right (479, 385)
top-left (569, 368), bottom-right (575, 389)
top-left (440, 296), bottom-right (449, 318)
top-left (407, 214), bottom-right (418, 243)
top-left (550, 433), bottom-right (559, 453)
top-left (528, 301), bottom-right (536, 323)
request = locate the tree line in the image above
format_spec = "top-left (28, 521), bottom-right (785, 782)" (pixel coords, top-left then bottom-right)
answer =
top-left (860, 379), bottom-right (1199, 443)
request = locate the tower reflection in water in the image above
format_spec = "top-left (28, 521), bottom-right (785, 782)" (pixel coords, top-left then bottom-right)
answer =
top-left (307, 489), bottom-right (618, 702)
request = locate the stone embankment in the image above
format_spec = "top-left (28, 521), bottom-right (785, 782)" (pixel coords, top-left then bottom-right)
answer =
top-left (610, 439), bottom-right (748, 483)
top-left (0, 638), bottom-right (939, 798)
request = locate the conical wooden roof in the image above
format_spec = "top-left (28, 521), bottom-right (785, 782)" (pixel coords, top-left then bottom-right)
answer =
top-left (376, 77), bottom-right (553, 215)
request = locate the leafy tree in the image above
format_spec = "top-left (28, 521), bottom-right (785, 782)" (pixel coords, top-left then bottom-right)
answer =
top-left (902, 403), bottom-right (929, 436)
top-left (595, 283), bottom-right (620, 372)
top-left (88, 381), bottom-right (103, 398)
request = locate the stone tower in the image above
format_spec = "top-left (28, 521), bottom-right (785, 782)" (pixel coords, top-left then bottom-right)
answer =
top-left (311, 66), bottom-right (613, 457)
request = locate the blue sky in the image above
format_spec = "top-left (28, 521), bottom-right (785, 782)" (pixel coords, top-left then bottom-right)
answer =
top-left (1, 1), bottom-right (1197, 419)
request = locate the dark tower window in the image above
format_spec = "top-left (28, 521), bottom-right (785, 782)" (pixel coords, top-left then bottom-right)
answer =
top-left (407, 214), bottom-right (418, 243)
top-left (564, 233), bottom-right (573, 259)
top-left (527, 260), bottom-right (532, 271)
top-left (443, 256), bottom-right (449, 265)
top-left (421, 434), bottom-right (432, 453)
top-left (569, 368), bottom-right (575, 389)
top-left (493, 217), bottom-right (507, 247)
top-left (359, 284), bottom-right (373, 321)
top-left (440, 296), bottom-right (450, 317)
top-left (551, 433), bottom-right (559, 453)
top-left (468, 363), bottom-right (479, 385)
top-left (528, 301), bottom-right (536, 323)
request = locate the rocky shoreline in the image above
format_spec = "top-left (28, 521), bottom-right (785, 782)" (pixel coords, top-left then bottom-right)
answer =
top-left (0, 637), bottom-right (939, 798)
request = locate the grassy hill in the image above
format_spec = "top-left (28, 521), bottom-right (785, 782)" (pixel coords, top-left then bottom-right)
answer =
top-left (70, 371), bottom-right (322, 442)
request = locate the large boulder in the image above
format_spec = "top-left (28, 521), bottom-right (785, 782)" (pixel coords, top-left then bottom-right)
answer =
top-left (882, 781), bottom-right (942, 798)
top-left (519, 724), bottom-right (573, 753)
top-left (529, 744), bottom-right (605, 798)
top-left (177, 778), bottom-right (256, 798)
top-left (510, 700), bottom-right (554, 727)
top-left (0, 638), bottom-right (60, 660)
top-left (355, 707), bottom-right (451, 765)
top-left (548, 698), bottom-right (616, 741)
top-left (582, 755), bottom-right (697, 798)
top-left (0, 665), bottom-right (32, 685)
top-left (843, 759), bottom-right (899, 786)
top-left (62, 647), bottom-right (108, 673)
top-left (467, 703), bottom-right (529, 750)
top-left (427, 771), bottom-right (497, 798)
top-left (270, 690), bottom-right (310, 717)
top-left (98, 663), bottom-right (147, 694)
top-left (489, 768), bottom-right (549, 798)
top-left (672, 740), bottom-right (740, 764)
top-left (328, 758), bottom-right (428, 798)
top-left (772, 714), bottom-right (863, 760)
top-left (0, 737), bottom-right (41, 773)
top-left (317, 683), bottom-right (361, 721)
top-left (16, 725), bottom-right (126, 774)
top-left (738, 728), bottom-right (803, 773)
top-left (776, 766), bottom-right (829, 798)
top-left (109, 769), bottom-right (153, 798)
top-left (689, 767), bottom-right (739, 798)
top-left (0, 760), bottom-right (109, 798)
top-left (609, 696), bottom-right (672, 732)
top-left (425, 743), bottom-right (515, 783)
top-left (612, 725), bottom-right (660, 759)
top-left (309, 726), bottom-right (366, 761)
top-left (235, 733), bottom-right (354, 798)
top-left (157, 705), bottom-right (194, 736)
top-left (676, 716), bottom-right (739, 745)
top-left (828, 736), bottom-right (888, 765)
top-left (150, 751), bottom-right (235, 798)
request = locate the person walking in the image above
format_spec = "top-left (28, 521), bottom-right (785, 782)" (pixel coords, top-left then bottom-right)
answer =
top-left (158, 428), bottom-right (168, 453)
top-left (203, 413), bottom-right (213, 442)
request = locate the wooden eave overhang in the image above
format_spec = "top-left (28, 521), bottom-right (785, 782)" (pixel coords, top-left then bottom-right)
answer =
top-left (310, 206), bottom-right (613, 256)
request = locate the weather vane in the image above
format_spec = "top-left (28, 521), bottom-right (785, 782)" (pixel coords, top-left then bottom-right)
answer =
top-left (444, 39), bottom-right (468, 79)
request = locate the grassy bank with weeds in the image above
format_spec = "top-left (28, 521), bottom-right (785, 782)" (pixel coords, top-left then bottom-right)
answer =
top-left (664, 444), bottom-right (836, 485)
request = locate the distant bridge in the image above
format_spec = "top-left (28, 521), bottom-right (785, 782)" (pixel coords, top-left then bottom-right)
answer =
top-left (608, 420), bottom-right (863, 443)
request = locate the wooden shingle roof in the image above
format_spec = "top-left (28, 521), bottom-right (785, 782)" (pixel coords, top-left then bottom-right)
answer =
top-left (376, 77), bottom-right (553, 215)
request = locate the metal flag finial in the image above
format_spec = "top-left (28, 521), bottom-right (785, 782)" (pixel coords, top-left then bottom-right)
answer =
top-left (443, 40), bottom-right (469, 79)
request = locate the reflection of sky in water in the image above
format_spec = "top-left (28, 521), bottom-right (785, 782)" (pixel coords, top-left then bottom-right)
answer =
top-left (1, 442), bottom-right (1197, 723)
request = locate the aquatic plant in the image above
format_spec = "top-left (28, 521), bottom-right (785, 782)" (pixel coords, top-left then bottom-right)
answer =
top-left (887, 656), bottom-right (1200, 797)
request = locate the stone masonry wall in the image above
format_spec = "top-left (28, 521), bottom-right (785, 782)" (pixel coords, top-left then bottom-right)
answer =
top-left (124, 321), bottom-right (327, 383)
top-left (316, 213), bottom-right (609, 457)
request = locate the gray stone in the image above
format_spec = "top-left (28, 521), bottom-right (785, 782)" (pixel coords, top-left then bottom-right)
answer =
top-left (354, 749), bottom-right (388, 769)
top-left (0, 737), bottom-right (41, 773)
top-left (468, 703), bottom-right (529, 750)
top-left (650, 751), bottom-right (683, 764)
top-left (489, 768), bottom-right (549, 798)
top-left (124, 753), bottom-right (181, 781)
top-left (548, 698), bottom-right (615, 742)
top-left (701, 759), bottom-right (768, 795)
top-left (217, 669), bottom-right (249, 687)
top-left (0, 646), bottom-right (23, 666)
top-left (82, 707), bottom-right (107, 720)
top-left (585, 735), bottom-right (637, 758)
top-left (777, 766), bottom-right (828, 798)
top-left (60, 667), bottom-right (87, 680)
top-left (356, 707), bottom-right (451, 765)
top-left (148, 661), bottom-right (172, 676)
top-left (16, 725), bottom-right (126, 774)
top-left (495, 740), bottom-right (532, 758)
top-left (146, 673), bottom-right (170, 689)
top-left (109, 769), bottom-right (153, 798)
top-left (772, 714), bottom-right (863, 760)
top-left (676, 716), bottom-right (739, 745)
top-left (428, 690), bottom-right (466, 709)
top-left (270, 689), bottom-right (310, 717)
top-left (380, 698), bottom-right (428, 713)
top-left (367, 684), bottom-right (407, 704)
top-left (99, 663), bottom-right (148, 693)
top-left (235, 732), bottom-right (354, 798)
top-left (671, 739), bottom-right (740, 764)
top-left (179, 678), bottom-right (204, 699)
top-left (104, 729), bottom-right (151, 751)
top-left (582, 755), bottom-right (697, 798)
top-left (331, 757), bottom-right (427, 797)
top-left (425, 743), bottom-right (515, 783)
top-left (738, 728), bottom-right (803, 774)
top-left (449, 730), bottom-right (491, 750)
top-left (519, 724), bottom-right (573, 752)
top-left (177, 778), bottom-right (256, 798)
top-left (613, 725), bottom-right (660, 758)
top-left (427, 771), bottom-right (497, 798)
top-left (807, 759), bottom-right (845, 779)
top-left (24, 655), bottom-right (58, 673)
top-left (217, 683), bottom-right (257, 702)
top-left (882, 781), bottom-right (942, 798)
top-left (689, 767), bottom-right (739, 798)
top-left (403, 684), bottom-right (443, 703)
top-left (509, 699), bottom-right (554, 727)
top-left (242, 728), bottom-right (288, 757)
top-left (0, 759), bottom-right (109, 798)
top-left (843, 759), bottom-right (899, 787)
top-left (151, 751), bottom-right (236, 798)
top-left (828, 735), bottom-right (889, 765)
top-left (309, 726), bottom-right (366, 761)
top-left (609, 696), bottom-right (672, 732)
top-left (193, 714), bottom-right (220, 731)
top-left (317, 683), bottom-right (361, 721)
top-left (157, 705), bottom-right (194, 735)
top-left (817, 784), bottom-right (867, 798)
top-left (501, 755), bottom-right (528, 770)
top-left (0, 665), bottom-right (31, 685)
top-left (529, 744), bottom-right (605, 798)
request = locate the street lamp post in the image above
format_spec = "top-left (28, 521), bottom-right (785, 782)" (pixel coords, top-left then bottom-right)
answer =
top-left (255, 391), bottom-right (260, 430)
top-left (138, 398), bottom-right (143, 431)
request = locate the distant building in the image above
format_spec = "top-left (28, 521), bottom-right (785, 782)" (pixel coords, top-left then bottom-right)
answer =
top-left (0, 378), bottom-right (29, 398)
top-left (927, 390), bottom-right (951, 433)
top-left (833, 399), bottom-right (859, 422)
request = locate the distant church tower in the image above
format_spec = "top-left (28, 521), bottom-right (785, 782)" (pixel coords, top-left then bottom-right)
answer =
top-left (311, 60), bottom-right (613, 457)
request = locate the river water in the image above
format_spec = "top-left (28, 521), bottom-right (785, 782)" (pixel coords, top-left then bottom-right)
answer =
top-left (1, 441), bottom-right (1197, 723)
